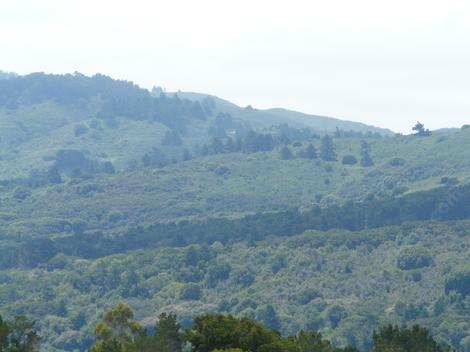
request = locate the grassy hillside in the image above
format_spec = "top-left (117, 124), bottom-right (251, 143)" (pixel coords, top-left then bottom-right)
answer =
top-left (1, 128), bottom-right (469, 235)
top-left (0, 73), bottom-right (391, 181)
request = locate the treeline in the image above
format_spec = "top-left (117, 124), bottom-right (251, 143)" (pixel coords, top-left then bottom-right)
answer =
top-left (142, 129), bottom-right (313, 168)
top-left (146, 131), bottom-right (374, 169)
top-left (0, 72), bottom-right (212, 132)
top-left (1, 302), bottom-right (452, 352)
top-left (4, 183), bottom-right (470, 269)
top-left (0, 149), bottom-right (116, 188)
top-left (8, 302), bottom-right (450, 352)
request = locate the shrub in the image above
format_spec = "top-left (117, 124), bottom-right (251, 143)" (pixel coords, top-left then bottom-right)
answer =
top-left (180, 283), bottom-right (202, 300)
top-left (214, 166), bottom-right (230, 176)
top-left (256, 305), bottom-right (280, 330)
top-left (342, 155), bottom-right (358, 165)
top-left (279, 145), bottom-right (293, 160)
top-left (231, 269), bottom-right (255, 287)
top-left (71, 219), bottom-right (87, 235)
top-left (13, 187), bottom-right (31, 200)
top-left (297, 288), bottom-right (321, 305)
top-left (397, 247), bottom-right (433, 270)
top-left (100, 161), bottom-right (115, 174)
top-left (108, 210), bottom-right (124, 223)
top-left (55, 150), bottom-right (88, 171)
top-left (271, 255), bottom-right (287, 274)
top-left (383, 177), bottom-right (396, 190)
top-left (439, 177), bottom-right (459, 186)
top-left (162, 130), bottom-right (182, 146)
top-left (88, 119), bottom-right (102, 129)
top-left (388, 158), bottom-right (405, 167)
top-left (74, 124), bottom-right (89, 137)
top-left (445, 265), bottom-right (470, 297)
top-left (324, 305), bottom-right (347, 328)
top-left (77, 183), bottom-right (103, 195)
top-left (207, 262), bottom-right (232, 287)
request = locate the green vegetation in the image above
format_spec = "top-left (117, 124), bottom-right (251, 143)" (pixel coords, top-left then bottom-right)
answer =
top-left (1, 304), bottom-right (453, 352)
top-left (87, 304), bottom-right (465, 352)
top-left (0, 73), bottom-right (468, 351)
top-left (0, 221), bottom-right (468, 351)
top-left (0, 314), bottom-right (40, 351)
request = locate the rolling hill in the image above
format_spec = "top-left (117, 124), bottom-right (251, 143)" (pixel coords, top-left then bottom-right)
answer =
top-left (0, 72), bottom-right (468, 352)
top-left (175, 91), bottom-right (393, 135)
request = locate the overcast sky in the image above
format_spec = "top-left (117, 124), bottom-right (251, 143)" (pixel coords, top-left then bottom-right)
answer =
top-left (1, 0), bottom-right (469, 133)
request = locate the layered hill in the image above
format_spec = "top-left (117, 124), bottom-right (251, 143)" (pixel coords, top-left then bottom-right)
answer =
top-left (174, 92), bottom-right (392, 135)
top-left (0, 72), bottom-right (468, 352)
top-left (0, 72), bottom-right (391, 180)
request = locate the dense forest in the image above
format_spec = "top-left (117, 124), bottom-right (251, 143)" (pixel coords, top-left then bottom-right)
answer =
top-left (3, 182), bottom-right (470, 269)
top-left (0, 73), bottom-right (468, 351)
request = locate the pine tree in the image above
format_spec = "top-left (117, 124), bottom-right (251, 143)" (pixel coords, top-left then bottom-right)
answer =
top-left (360, 141), bottom-right (374, 167)
top-left (412, 121), bottom-right (431, 136)
top-left (279, 145), bottom-right (293, 160)
top-left (225, 138), bottom-right (235, 153)
top-left (162, 130), bottom-right (182, 146)
top-left (155, 313), bottom-right (183, 352)
top-left (305, 143), bottom-right (317, 159)
top-left (202, 144), bottom-right (209, 156)
top-left (183, 148), bottom-right (192, 161)
top-left (46, 166), bottom-right (62, 184)
top-left (320, 135), bottom-right (336, 161)
top-left (210, 138), bottom-right (224, 154)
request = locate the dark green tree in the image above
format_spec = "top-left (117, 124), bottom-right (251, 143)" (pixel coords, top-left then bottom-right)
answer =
top-left (257, 305), bottom-right (280, 331)
top-left (373, 325), bottom-right (447, 352)
top-left (90, 303), bottom-right (142, 352)
top-left (162, 130), bottom-right (183, 146)
top-left (397, 247), bottom-right (433, 270)
top-left (201, 144), bottom-right (209, 156)
top-left (320, 135), bottom-right (337, 161)
top-left (304, 143), bottom-right (317, 159)
top-left (180, 283), bottom-right (202, 300)
top-left (342, 155), bottom-right (358, 165)
top-left (154, 312), bottom-right (183, 352)
top-left (360, 141), bottom-right (374, 167)
top-left (210, 138), bottom-right (224, 154)
top-left (280, 145), bottom-right (294, 160)
top-left (183, 148), bottom-right (192, 161)
top-left (0, 315), bottom-right (40, 352)
top-left (184, 314), bottom-right (279, 352)
top-left (334, 127), bottom-right (342, 138)
top-left (412, 121), bottom-right (431, 136)
top-left (46, 166), bottom-right (62, 184)
top-left (294, 331), bottom-right (331, 352)
top-left (444, 265), bottom-right (470, 297)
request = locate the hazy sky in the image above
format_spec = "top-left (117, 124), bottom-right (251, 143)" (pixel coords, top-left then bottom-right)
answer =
top-left (1, 0), bottom-right (469, 133)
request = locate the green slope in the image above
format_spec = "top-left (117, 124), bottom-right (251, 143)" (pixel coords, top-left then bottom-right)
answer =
top-left (0, 72), bottom-right (469, 352)
top-left (0, 73), bottom-right (391, 181)
top-left (1, 128), bottom-right (468, 236)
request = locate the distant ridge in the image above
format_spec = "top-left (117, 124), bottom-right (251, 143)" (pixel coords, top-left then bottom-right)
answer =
top-left (175, 91), bottom-right (394, 135)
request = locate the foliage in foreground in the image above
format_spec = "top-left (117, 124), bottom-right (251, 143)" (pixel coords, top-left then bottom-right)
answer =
top-left (88, 303), bottom-right (454, 352)
top-left (0, 315), bottom-right (40, 352)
